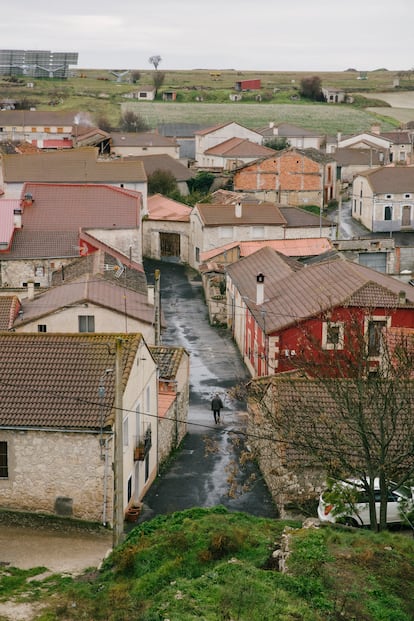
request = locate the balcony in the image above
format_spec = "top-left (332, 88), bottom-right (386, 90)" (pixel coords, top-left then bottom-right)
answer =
top-left (134, 426), bottom-right (152, 461)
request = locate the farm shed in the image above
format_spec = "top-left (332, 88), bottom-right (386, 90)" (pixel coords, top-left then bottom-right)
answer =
top-left (235, 79), bottom-right (261, 91)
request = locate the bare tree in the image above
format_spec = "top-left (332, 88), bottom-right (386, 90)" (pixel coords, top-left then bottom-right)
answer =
top-left (152, 70), bottom-right (166, 93)
top-left (149, 55), bottom-right (162, 70)
top-left (243, 320), bottom-right (414, 532)
top-left (120, 110), bottom-right (150, 132)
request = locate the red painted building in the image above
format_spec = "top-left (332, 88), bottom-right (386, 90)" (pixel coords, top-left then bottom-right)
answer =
top-left (226, 247), bottom-right (414, 378)
top-left (234, 79), bottom-right (261, 91)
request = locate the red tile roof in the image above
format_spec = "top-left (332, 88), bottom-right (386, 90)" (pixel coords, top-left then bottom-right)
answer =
top-left (147, 194), bottom-right (192, 222)
top-left (200, 238), bottom-right (332, 262)
top-left (0, 295), bottom-right (21, 329)
top-left (17, 274), bottom-right (154, 327)
top-left (204, 137), bottom-right (275, 158)
top-left (0, 333), bottom-right (142, 429)
top-left (20, 183), bottom-right (141, 230)
top-left (195, 202), bottom-right (287, 226)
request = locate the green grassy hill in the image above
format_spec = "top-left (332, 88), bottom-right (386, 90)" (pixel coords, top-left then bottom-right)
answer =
top-left (1, 68), bottom-right (408, 133)
top-left (2, 507), bottom-right (414, 620)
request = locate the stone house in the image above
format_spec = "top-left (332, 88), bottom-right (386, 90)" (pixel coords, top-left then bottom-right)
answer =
top-left (110, 132), bottom-right (180, 159)
top-left (226, 248), bottom-right (414, 377)
top-left (194, 121), bottom-right (263, 168)
top-left (351, 166), bottom-right (414, 232)
top-left (233, 147), bottom-right (337, 208)
top-left (0, 183), bottom-right (144, 292)
top-left (142, 194), bottom-right (192, 263)
top-left (150, 346), bottom-right (190, 464)
top-left (190, 199), bottom-right (335, 270)
top-left (0, 333), bottom-right (159, 524)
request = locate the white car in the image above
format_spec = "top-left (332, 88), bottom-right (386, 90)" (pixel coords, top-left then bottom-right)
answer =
top-left (317, 478), bottom-right (414, 528)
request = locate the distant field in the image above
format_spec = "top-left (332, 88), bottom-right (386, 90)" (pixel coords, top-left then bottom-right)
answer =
top-left (1, 68), bottom-right (410, 133)
top-left (121, 101), bottom-right (399, 134)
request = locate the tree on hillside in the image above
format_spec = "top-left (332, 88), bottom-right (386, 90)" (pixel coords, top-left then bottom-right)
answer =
top-left (131, 70), bottom-right (141, 84)
top-left (95, 114), bottom-right (112, 132)
top-left (152, 70), bottom-right (166, 93)
top-left (149, 55), bottom-right (162, 70)
top-left (120, 110), bottom-right (150, 132)
top-left (299, 75), bottom-right (325, 101)
top-left (242, 320), bottom-right (414, 532)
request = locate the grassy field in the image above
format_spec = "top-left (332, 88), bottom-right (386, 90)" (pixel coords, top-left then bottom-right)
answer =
top-left (1, 68), bottom-right (411, 133)
top-left (1, 507), bottom-right (414, 620)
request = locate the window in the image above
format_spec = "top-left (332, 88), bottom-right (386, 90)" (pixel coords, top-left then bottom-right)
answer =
top-left (34, 266), bottom-right (44, 277)
top-left (127, 476), bottom-right (132, 502)
top-left (322, 321), bottom-right (344, 350)
top-left (78, 315), bottom-right (95, 332)
top-left (404, 194), bottom-right (411, 199)
top-left (195, 247), bottom-right (200, 262)
top-left (384, 205), bottom-right (392, 221)
top-left (0, 441), bottom-right (8, 478)
top-left (399, 152), bottom-right (406, 161)
top-left (385, 194), bottom-right (393, 199)
top-left (37, 325), bottom-right (47, 333)
top-left (367, 320), bottom-right (387, 356)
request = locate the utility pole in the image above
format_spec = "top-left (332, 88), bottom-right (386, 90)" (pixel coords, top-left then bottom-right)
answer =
top-left (154, 269), bottom-right (161, 346)
top-left (113, 337), bottom-right (124, 548)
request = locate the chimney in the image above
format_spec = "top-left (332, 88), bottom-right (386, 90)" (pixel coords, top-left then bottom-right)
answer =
top-left (269, 121), bottom-right (274, 129)
top-left (13, 207), bottom-right (22, 228)
top-left (27, 281), bottom-right (35, 301)
top-left (371, 124), bottom-right (381, 135)
top-left (22, 192), bottom-right (34, 207)
top-left (399, 290), bottom-right (406, 305)
top-left (235, 201), bottom-right (242, 218)
top-left (337, 131), bottom-right (342, 144)
top-left (256, 273), bottom-right (265, 305)
top-left (147, 285), bottom-right (155, 305)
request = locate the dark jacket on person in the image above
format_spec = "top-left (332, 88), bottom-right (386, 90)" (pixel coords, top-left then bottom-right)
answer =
top-left (211, 396), bottom-right (224, 411)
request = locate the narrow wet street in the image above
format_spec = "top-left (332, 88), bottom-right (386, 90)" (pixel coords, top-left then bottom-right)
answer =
top-left (140, 259), bottom-right (277, 522)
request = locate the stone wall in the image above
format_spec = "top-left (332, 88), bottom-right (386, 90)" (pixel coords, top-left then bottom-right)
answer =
top-left (0, 429), bottom-right (113, 524)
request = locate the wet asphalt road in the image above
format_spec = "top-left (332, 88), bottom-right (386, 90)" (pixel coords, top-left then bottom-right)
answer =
top-left (139, 259), bottom-right (278, 523)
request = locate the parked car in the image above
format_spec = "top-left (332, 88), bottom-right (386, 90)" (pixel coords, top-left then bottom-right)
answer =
top-left (317, 478), bottom-right (414, 528)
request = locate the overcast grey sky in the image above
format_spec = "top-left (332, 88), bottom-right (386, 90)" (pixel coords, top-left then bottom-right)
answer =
top-left (3, 0), bottom-right (412, 72)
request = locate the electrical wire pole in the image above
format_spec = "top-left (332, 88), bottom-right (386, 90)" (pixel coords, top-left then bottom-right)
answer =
top-left (154, 269), bottom-right (161, 346)
top-left (113, 337), bottom-right (125, 548)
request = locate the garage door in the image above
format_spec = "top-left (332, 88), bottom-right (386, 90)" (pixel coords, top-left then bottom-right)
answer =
top-left (358, 252), bottom-right (387, 273)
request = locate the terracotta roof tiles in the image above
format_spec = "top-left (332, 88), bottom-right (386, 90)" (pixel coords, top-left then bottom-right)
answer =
top-left (0, 333), bottom-right (142, 429)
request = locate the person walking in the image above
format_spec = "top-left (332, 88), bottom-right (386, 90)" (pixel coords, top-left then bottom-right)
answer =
top-left (211, 393), bottom-right (224, 424)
